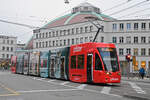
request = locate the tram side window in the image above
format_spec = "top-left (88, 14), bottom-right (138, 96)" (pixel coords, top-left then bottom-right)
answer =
top-left (71, 56), bottom-right (76, 69)
top-left (95, 53), bottom-right (103, 70)
top-left (77, 55), bottom-right (84, 69)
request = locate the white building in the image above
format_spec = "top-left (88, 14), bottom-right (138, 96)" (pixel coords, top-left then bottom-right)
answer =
top-left (33, 2), bottom-right (150, 76)
top-left (0, 35), bottom-right (17, 62)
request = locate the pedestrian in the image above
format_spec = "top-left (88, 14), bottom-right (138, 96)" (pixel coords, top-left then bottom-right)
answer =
top-left (139, 67), bottom-right (145, 79)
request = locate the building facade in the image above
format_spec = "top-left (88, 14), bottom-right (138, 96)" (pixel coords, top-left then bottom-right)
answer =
top-left (0, 35), bottom-right (17, 65)
top-left (33, 2), bottom-right (150, 76)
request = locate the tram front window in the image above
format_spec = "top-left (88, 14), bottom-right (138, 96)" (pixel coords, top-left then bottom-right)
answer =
top-left (97, 48), bottom-right (119, 72)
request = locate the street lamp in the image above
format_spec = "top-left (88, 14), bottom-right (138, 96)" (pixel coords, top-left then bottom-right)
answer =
top-left (84, 16), bottom-right (104, 42)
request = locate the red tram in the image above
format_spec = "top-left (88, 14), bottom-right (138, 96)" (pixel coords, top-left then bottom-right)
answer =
top-left (11, 42), bottom-right (121, 84)
top-left (69, 42), bottom-right (121, 83)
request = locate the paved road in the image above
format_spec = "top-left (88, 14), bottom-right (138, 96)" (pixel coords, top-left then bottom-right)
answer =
top-left (0, 71), bottom-right (150, 100)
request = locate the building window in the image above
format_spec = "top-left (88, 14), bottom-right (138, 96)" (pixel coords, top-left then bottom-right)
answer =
top-left (80, 37), bottom-right (83, 43)
top-left (11, 47), bottom-right (13, 51)
top-left (3, 40), bottom-right (5, 44)
top-left (134, 37), bottom-right (138, 43)
top-left (112, 23), bottom-right (117, 30)
top-left (126, 36), bottom-right (131, 43)
top-left (39, 33), bottom-right (41, 38)
top-left (52, 32), bottom-right (55, 37)
top-left (45, 41), bottom-right (48, 47)
top-left (11, 40), bottom-right (13, 44)
top-left (7, 40), bottom-right (9, 44)
top-left (68, 39), bottom-right (70, 46)
top-left (64, 30), bottom-right (66, 35)
top-left (76, 28), bottom-right (79, 34)
top-left (76, 38), bottom-right (79, 44)
top-left (53, 41), bottom-right (55, 46)
top-left (2, 46), bottom-right (5, 51)
top-left (56, 40), bottom-right (58, 46)
top-left (101, 37), bottom-right (104, 42)
top-left (90, 26), bottom-right (93, 32)
top-left (127, 23), bottom-right (131, 30)
top-left (141, 37), bottom-right (146, 43)
top-left (89, 36), bottom-right (93, 42)
top-left (149, 48), bottom-right (150, 56)
top-left (60, 30), bottom-right (62, 36)
top-left (133, 48), bottom-right (138, 56)
top-left (134, 23), bottom-right (138, 30)
top-left (42, 33), bottom-right (44, 38)
top-left (141, 48), bottom-right (146, 56)
top-left (60, 40), bottom-right (62, 46)
top-left (2, 54), bottom-right (5, 58)
top-left (126, 48), bottom-right (131, 54)
top-left (149, 23), bottom-right (150, 29)
top-left (72, 28), bottom-right (74, 34)
top-left (68, 29), bottom-right (70, 35)
top-left (49, 32), bottom-right (51, 37)
top-left (46, 32), bottom-right (48, 38)
top-left (119, 48), bottom-right (124, 55)
top-left (72, 39), bottom-right (74, 45)
top-left (119, 23), bottom-right (124, 30)
top-left (85, 26), bottom-right (88, 33)
top-left (80, 27), bottom-right (83, 33)
top-left (149, 37), bottom-right (150, 43)
top-left (7, 47), bottom-right (9, 51)
top-left (141, 23), bottom-right (146, 30)
top-left (56, 31), bottom-right (58, 36)
top-left (39, 42), bottom-right (41, 48)
top-left (85, 37), bottom-right (88, 42)
top-left (36, 34), bottom-right (38, 39)
top-left (64, 40), bottom-right (66, 46)
top-left (42, 42), bottom-right (44, 47)
top-left (36, 42), bottom-right (38, 48)
top-left (7, 54), bottom-right (9, 58)
top-left (119, 37), bottom-right (124, 43)
top-left (49, 41), bottom-right (51, 47)
top-left (112, 37), bottom-right (117, 43)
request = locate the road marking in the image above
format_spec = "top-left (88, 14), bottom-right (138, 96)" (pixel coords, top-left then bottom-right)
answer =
top-left (36, 78), bottom-right (45, 80)
top-left (77, 84), bottom-right (87, 89)
top-left (30, 76), bottom-right (122, 98)
top-left (101, 87), bottom-right (111, 94)
top-left (128, 82), bottom-right (146, 94)
top-left (0, 83), bottom-right (20, 97)
top-left (47, 80), bottom-right (55, 82)
top-left (60, 82), bottom-right (70, 85)
top-left (17, 89), bottom-right (80, 93)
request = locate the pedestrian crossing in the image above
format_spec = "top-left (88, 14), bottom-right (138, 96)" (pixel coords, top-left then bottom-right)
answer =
top-left (30, 76), bottom-right (148, 98)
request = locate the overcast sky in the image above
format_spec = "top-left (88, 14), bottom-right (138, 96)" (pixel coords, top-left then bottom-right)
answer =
top-left (0, 0), bottom-right (149, 43)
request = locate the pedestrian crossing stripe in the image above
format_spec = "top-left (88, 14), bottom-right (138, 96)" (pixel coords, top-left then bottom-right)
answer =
top-left (128, 82), bottom-right (146, 94)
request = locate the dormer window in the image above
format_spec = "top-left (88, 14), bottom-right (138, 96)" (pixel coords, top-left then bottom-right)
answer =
top-left (72, 2), bottom-right (101, 14)
top-left (84, 7), bottom-right (88, 11)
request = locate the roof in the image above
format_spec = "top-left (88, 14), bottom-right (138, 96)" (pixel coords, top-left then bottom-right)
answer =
top-left (42, 2), bottom-right (116, 29)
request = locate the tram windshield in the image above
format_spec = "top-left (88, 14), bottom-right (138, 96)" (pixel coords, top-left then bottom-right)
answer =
top-left (97, 48), bottom-right (119, 72)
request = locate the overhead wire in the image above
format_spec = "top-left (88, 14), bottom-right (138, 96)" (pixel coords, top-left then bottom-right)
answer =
top-left (103, 0), bottom-right (133, 12)
top-left (108, 0), bottom-right (149, 16)
top-left (117, 6), bottom-right (150, 19)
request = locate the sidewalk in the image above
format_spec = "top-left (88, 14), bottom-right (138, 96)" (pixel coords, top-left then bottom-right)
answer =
top-left (121, 76), bottom-right (150, 83)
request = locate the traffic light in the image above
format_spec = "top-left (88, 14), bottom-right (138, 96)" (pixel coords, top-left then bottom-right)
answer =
top-left (126, 54), bottom-right (131, 62)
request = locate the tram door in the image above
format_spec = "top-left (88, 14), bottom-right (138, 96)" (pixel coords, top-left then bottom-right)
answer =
top-left (50, 58), bottom-right (55, 77)
top-left (60, 57), bottom-right (65, 79)
top-left (87, 54), bottom-right (93, 83)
